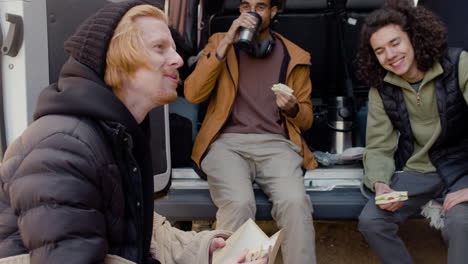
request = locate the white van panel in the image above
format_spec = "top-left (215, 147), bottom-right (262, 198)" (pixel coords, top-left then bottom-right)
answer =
top-left (0, 0), bottom-right (49, 145)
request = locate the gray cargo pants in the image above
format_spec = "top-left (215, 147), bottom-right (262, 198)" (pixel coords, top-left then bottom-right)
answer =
top-left (359, 171), bottom-right (468, 264)
top-left (201, 133), bottom-right (316, 264)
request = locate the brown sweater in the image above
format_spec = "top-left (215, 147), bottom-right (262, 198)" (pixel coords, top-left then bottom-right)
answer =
top-left (222, 40), bottom-right (286, 135)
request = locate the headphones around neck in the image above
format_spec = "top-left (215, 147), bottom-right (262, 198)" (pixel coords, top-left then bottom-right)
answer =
top-left (236, 30), bottom-right (276, 58)
top-left (253, 34), bottom-right (276, 57)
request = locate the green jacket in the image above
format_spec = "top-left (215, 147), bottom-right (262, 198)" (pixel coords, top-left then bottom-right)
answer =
top-left (364, 51), bottom-right (468, 190)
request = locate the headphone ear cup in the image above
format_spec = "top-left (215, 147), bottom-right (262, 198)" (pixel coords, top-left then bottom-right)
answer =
top-left (255, 39), bottom-right (272, 57)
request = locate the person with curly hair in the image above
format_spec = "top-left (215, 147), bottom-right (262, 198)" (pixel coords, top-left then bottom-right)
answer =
top-left (355, 1), bottom-right (468, 263)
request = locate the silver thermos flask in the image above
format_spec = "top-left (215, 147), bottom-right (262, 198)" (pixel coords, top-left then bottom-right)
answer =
top-left (236, 12), bottom-right (262, 54)
top-left (328, 96), bottom-right (354, 154)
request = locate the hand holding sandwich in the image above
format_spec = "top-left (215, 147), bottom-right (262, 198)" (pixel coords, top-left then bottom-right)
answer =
top-left (374, 182), bottom-right (405, 212)
top-left (209, 238), bottom-right (267, 264)
top-left (272, 83), bottom-right (299, 117)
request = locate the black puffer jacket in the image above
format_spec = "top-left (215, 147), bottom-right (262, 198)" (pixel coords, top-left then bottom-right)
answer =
top-left (0, 58), bottom-right (157, 264)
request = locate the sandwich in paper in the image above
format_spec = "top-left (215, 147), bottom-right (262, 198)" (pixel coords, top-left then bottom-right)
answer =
top-left (245, 245), bottom-right (271, 262)
top-left (271, 83), bottom-right (293, 96)
top-left (375, 191), bottom-right (408, 205)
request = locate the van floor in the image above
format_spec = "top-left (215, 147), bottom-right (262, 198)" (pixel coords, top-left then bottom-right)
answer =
top-left (191, 219), bottom-right (446, 263)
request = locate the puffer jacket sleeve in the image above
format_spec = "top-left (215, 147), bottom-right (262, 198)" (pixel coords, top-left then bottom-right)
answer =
top-left (2, 121), bottom-right (109, 263)
top-left (150, 212), bottom-right (231, 264)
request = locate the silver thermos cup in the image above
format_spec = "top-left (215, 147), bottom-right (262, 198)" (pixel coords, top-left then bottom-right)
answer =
top-left (236, 12), bottom-right (262, 54)
top-left (328, 96), bottom-right (354, 154)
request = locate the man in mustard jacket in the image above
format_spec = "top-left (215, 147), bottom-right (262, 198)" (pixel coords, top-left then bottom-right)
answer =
top-left (184, 0), bottom-right (317, 263)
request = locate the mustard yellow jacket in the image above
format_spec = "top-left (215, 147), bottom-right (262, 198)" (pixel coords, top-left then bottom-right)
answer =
top-left (185, 32), bottom-right (317, 170)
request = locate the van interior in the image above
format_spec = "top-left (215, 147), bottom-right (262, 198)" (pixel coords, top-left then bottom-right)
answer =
top-left (168, 0), bottom-right (468, 170)
top-left (169, 0), bottom-right (385, 168)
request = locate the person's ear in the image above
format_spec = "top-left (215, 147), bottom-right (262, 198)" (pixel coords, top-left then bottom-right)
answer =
top-left (270, 5), bottom-right (277, 18)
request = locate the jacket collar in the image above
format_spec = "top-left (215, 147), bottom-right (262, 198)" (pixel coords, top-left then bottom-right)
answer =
top-left (383, 61), bottom-right (444, 90)
top-left (275, 33), bottom-right (311, 73)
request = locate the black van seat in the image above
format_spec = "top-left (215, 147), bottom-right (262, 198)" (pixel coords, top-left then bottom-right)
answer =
top-left (346, 0), bottom-right (384, 11)
top-left (208, 0), bottom-right (238, 35)
top-left (419, 0), bottom-right (468, 50)
top-left (283, 0), bottom-right (329, 12)
top-left (342, 0), bottom-right (384, 96)
top-left (209, 0), bottom-right (331, 99)
top-left (276, 0), bottom-right (330, 99)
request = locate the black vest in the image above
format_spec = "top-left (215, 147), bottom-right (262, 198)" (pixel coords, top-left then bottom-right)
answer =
top-left (379, 48), bottom-right (468, 187)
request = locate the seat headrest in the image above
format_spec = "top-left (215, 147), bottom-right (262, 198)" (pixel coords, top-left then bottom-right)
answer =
top-left (222, 0), bottom-right (384, 14)
top-left (346, 0), bottom-right (385, 11)
top-left (223, 0), bottom-right (330, 14)
top-left (284, 0), bottom-right (329, 12)
top-left (223, 0), bottom-right (240, 14)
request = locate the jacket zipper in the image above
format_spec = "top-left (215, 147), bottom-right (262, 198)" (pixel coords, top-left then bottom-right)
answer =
top-left (225, 61), bottom-right (237, 120)
top-left (118, 128), bottom-right (144, 263)
top-left (416, 91), bottom-right (421, 105)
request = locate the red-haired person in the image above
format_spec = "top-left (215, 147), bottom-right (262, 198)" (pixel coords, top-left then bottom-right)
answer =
top-left (0, 2), bottom-right (265, 264)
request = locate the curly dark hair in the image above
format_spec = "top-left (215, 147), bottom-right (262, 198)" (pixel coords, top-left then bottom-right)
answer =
top-left (355, 0), bottom-right (447, 89)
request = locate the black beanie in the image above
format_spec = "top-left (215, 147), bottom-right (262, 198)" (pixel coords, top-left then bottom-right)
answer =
top-left (64, 0), bottom-right (145, 77)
